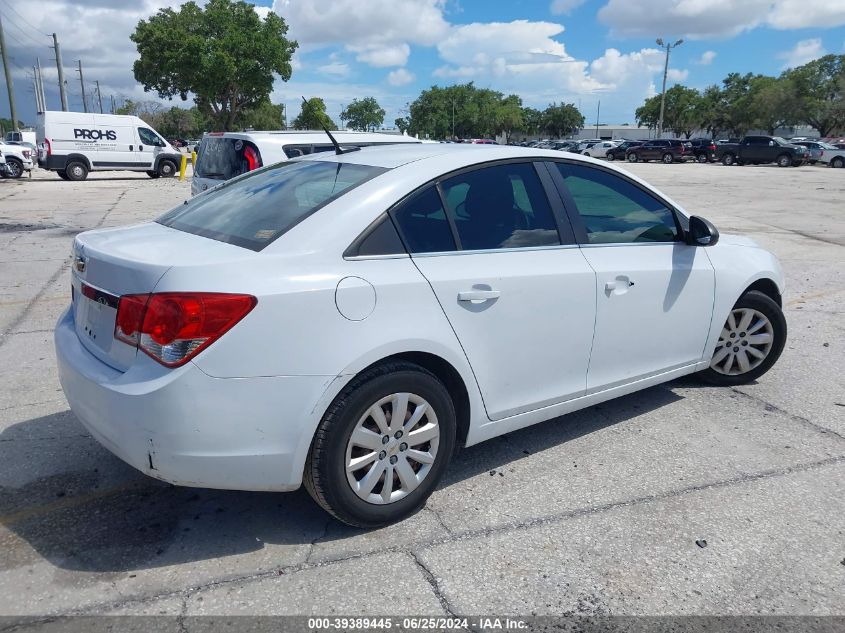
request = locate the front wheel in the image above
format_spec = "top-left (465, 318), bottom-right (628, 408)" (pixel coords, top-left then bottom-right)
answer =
top-left (158, 159), bottom-right (177, 178)
top-left (304, 361), bottom-right (456, 528)
top-left (5, 158), bottom-right (23, 178)
top-left (699, 290), bottom-right (786, 386)
top-left (722, 153), bottom-right (736, 166)
top-left (777, 154), bottom-right (791, 168)
top-left (697, 153), bottom-right (708, 164)
top-left (832, 157), bottom-right (845, 168)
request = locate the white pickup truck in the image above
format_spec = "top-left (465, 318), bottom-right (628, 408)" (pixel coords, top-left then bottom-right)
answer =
top-left (818, 143), bottom-right (845, 168)
top-left (0, 142), bottom-right (34, 178)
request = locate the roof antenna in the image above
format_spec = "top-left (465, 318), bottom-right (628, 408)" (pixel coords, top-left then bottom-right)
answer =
top-left (301, 96), bottom-right (360, 155)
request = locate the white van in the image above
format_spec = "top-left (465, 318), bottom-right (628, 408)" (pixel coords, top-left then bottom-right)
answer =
top-left (37, 111), bottom-right (182, 181)
top-left (191, 130), bottom-right (422, 195)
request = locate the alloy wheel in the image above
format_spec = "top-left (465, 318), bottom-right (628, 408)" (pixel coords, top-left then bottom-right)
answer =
top-left (710, 308), bottom-right (774, 376)
top-left (345, 392), bottom-right (440, 505)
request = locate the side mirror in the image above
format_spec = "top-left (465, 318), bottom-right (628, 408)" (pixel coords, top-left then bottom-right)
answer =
top-left (687, 215), bottom-right (719, 247)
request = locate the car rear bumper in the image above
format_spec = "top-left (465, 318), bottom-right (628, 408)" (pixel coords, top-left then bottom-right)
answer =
top-left (54, 306), bottom-right (335, 491)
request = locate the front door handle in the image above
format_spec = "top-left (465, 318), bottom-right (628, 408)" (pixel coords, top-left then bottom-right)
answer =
top-left (458, 289), bottom-right (501, 302)
top-left (605, 278), bottom-right (635, 294)
top-left (129, 145), bottom-right (133, 151)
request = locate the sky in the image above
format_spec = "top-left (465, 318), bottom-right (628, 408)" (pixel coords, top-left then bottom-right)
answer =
top-left (1, 0), bottom-right (845, 129)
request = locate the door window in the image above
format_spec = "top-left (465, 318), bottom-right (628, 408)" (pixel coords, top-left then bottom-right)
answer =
top-left (555, 163), bottom-right (678, 244)
top-left (440, 162), bottom-right (560, 251)
top-left (138, 128), bottom-right (165, 147)
top-left (391, 186), bottom-right (457, 254)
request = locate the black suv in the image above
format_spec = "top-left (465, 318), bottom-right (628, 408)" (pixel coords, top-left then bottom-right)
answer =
top-left (625, 139), bottom-right (689, 164)
top-left (687, 138), bottom-right (717, 163)
top-left (606, 140), bottom-right (643, 161)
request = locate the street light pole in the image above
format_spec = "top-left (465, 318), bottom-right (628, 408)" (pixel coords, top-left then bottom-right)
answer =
top-left (656, 37), bottom-right (683, 137)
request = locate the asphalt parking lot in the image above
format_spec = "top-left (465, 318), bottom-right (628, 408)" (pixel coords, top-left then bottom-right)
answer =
top-left (0, 162), bottom-right (843, 620)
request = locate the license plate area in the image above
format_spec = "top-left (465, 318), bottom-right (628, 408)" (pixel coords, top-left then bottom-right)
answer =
top-left (72, 275), bottom-right (119, 355)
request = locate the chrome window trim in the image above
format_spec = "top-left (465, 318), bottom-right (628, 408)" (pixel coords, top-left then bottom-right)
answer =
top-left (409, 243), bottom-right (581, 258)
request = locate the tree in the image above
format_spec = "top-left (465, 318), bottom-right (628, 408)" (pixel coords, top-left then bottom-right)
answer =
top-left (747, 76), bottom-right (797, 135)
top-left (635, 95), bottom-right (661, 130)
top-left (131, 0), bottom-right (297, 131)
top-left (292, 97), bottom-right (335, 130)
top-left (520, 107), bottom-right (543, 136)
top-left (542, 102), bottom-right (584, 137)
top-left (636, 85), bottom-right (700, 137)
top-left (394, 117), bottom-right (410, 134)
top-left (341, 97), bottom-right (386, 131)
top-left (783, 55), bottom-right (845, 137)
top-left (241, 100), bottom-right (285, 130)
top-left (693, 85), bottom-right (727, 139)
top-left (495, 94), bottom-right (524, 143)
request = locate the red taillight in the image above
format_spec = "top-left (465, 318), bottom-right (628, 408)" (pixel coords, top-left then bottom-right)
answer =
top-left (44, 138), bottom-right (52, 156)
top-left (114, 292), bottom-right (256, 367)
top-left (244, 145), bottom-right (260, 171)
top-left (709, 144), bottom-right (716, 151)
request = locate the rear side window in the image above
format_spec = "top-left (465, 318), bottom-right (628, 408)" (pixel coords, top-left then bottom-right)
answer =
top-left (391, 186), bottom-right (457, 254)
top-left (347, 216), bottom-right (405, 257)
top-left (195, 136), bottom-right (263, 180)
top-left (158, 161), bottom-right (387, 251)
top-left (440, 162), bottom-right (560, 251)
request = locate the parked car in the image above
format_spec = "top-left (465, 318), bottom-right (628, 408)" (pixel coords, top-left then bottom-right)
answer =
top-left (551, 140), bottom-right (578, 152)
top-left (790, 141), bottom-right (825, 164)
top-left (0, 141), bottom-right (34, 178)
top-left (687, 138), bottom-right (718, 163)
top-left (625, 139), bottom-right (690, 164)
top-left (192, 130), bottom-right (422, 195)
top-left (56, 143), bottom-right (787, 527)
top-left (582, 140), bottom-right (622, 158)
top-left (605, 140), bottom-right (643, 161)
top-left (817, 143), bottom-right (845, 168)
top-left (717, 136), bottom-right (809, 167)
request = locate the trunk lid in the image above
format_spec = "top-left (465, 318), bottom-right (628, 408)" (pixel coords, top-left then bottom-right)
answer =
top-left (71, 222), bottom-right (254, 372)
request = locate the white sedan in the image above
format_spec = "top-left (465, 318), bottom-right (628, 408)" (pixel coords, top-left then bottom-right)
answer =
top-left (55, 144), bottom-right (787, 527)
top-left (582, 140), bottom-right (622, 158)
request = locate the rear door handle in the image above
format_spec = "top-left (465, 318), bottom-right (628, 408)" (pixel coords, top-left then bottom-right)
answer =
top-left (458, 290), bottom-right (501, 302)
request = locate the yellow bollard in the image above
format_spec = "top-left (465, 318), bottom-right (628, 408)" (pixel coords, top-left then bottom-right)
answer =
top-left (191, 150), bottom-right (197, 168)
top-left (179, 154), bottom-right (188, 181)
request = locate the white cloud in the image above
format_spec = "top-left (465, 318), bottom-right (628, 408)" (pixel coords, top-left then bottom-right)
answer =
top-left (550, 0), bottom-right (587, 15)
top-left (598, 0), bottom-right (845, 39)
top-left (667, 68), bottom-right (689, 82)
top-left (697, 50), bottom-right (717, 65)
top-left (317, 61), bottom-right (351, 77)
top-left (767, 0), bottom-right (845, 29)
top-left (778, 38), bottom-right (826, 70)
top-left (387, 68), bottom-right (416, 86)
top-left (350, 44), bottom-right (410, 68)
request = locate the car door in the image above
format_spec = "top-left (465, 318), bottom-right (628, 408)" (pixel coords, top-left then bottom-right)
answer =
top-left (549, 161), bottom-right (715, 392)
top-left (391, 161), bottom-right (597, 421)
top-left (136, 126), bottom-right (164, 170)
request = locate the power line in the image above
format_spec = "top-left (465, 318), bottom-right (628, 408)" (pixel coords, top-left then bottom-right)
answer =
top-left (0, 10), bottom-right (46, 48)
top-left (0, 0), bottom-right (49, 37)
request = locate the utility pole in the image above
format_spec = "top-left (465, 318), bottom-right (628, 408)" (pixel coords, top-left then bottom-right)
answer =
top-left (0, 14), bottom-right (19, 131)
top-left (52, 33), bottom-right (68, 111)
top-left (77, 60), bottom-right (87, 113)
top-left (95, 80), bottom-right (103, 113)
top-left (656, 37), bottom-right (683, 137)
top-left (110, 94), bottom-right (115, 114)
top-left (35, 58), bottom-right (46, 112)
top-left (452, 100), bottom-right (455, 140)
top-left (595, 100), bottom-right (600, 138)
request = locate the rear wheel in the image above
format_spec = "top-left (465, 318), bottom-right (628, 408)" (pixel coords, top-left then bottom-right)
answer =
top-left (606, 152), bottom-right (615, 161)
top-left (627, 152), bottom-right (638, 163)
top-left (777, 154), bottom-right (791, 168)
top-left (662, 153), bottom-right (674, 164)
top-left (304, 361), bottom-right (456, 528)
top-left (65, 160), bottom-right (88, 181)
top-left (699, 290), bottom-right (786, 386)
top-left (697, 153), bottom-right (708, 163)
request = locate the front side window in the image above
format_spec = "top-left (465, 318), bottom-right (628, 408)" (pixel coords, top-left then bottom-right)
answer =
top-left (158, 161), bottom-right (386, 251)
top-left (440, 163), bottom-right (560, 251)
top-left (555, 163), bottom-right (678, 244)
top-left (391, 186), bottom-right (456, 254)
top-left (138, 128), bottom-right (165, 147)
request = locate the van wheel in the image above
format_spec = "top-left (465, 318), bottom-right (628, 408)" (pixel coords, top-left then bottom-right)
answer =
top-left (699, 290), bottom-right (786, 387)
top-left (65, 161), bottom-right (88, 181)
top-left (57, 170), bottom-right (70, 180)
top-left (304, 361), bottom-right (456, 528)
top-left (5, 158), bottom-right (23, 178)
top-left (146, 170), bottom-right (160, 179)
top-left (158, 160), bottom-right (177, 178)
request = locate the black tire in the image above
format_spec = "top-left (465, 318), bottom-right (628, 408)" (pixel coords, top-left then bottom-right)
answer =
top-left (606, 152), bottom-right (614, 161)
top-left (5, 158), bottom-right (23, 178)
top-left (304, 361), bottom-right (456, 528)
top-left (627, 152), bottom-right (638, 163)
top-left (65, 160), bottom-right (88, 181)
top-left (158, 159), bottom-right (177, 178)
top-left (698, 290), bottom-right (787, 387)
top-left (832, 157), bottom-right (845, 168)
top-left (776, 154), bottom-right (791, 168)
top-left (146, 170), bottom-right (161, 178)
top-left (697, 153), bottom-right (708, 164)
top-left (662, 152), bottom-right (674, 164)
top-left (722, 153), bottom-right (736, 166)
top-left (57, 170), bottom-right (69, 180)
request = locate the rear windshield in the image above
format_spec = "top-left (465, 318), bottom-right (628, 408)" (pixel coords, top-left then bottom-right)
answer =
top-left (158, 160), bottom-right (387, 251)
top-left (195, 136), bottom-right (262, 180)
